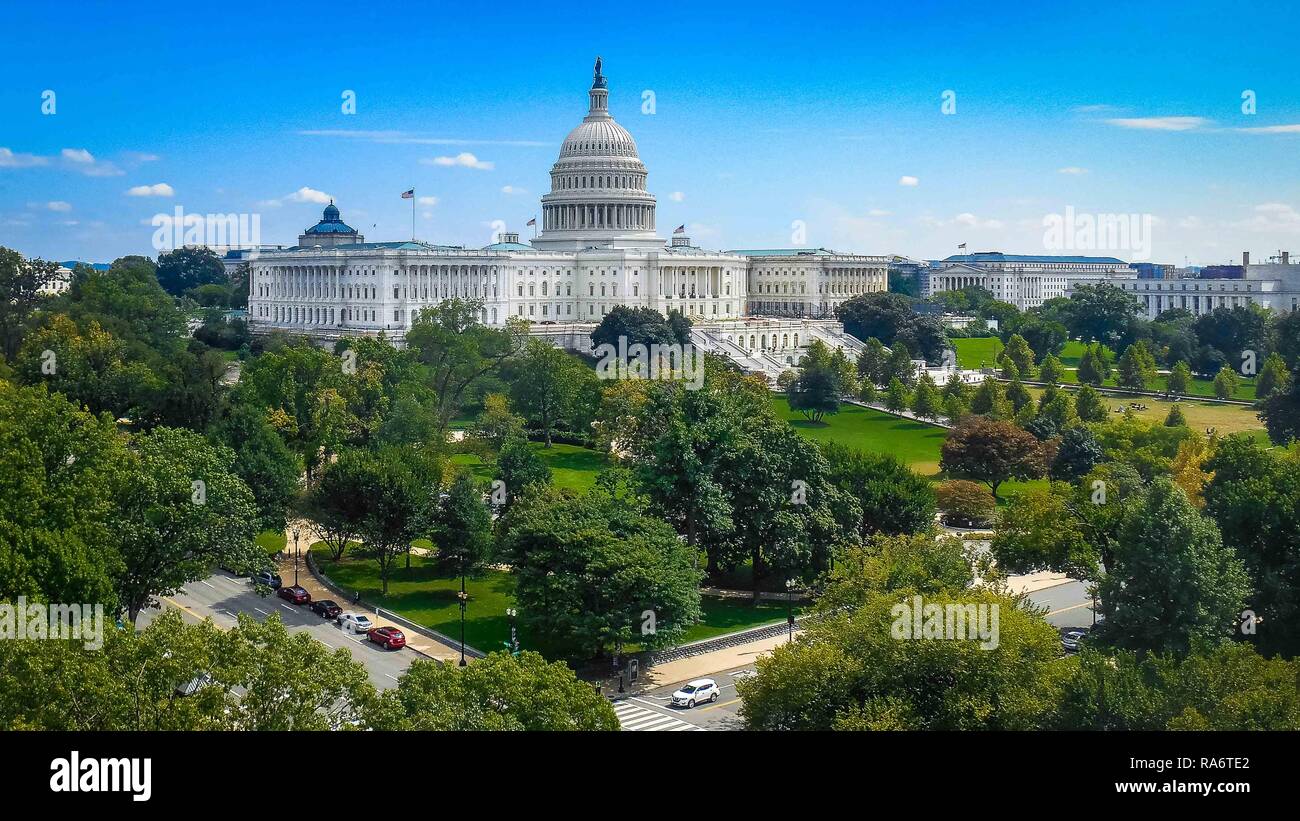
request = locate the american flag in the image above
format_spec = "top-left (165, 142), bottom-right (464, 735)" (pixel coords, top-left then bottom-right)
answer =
top-left (526, 217), bottom-right (536, 227)
top-left (958, 242), bottom-right (967, 250)
top-left (400, 189), bottom-right (414, 199)
top-left (674, 224), bottom-right (685, 234)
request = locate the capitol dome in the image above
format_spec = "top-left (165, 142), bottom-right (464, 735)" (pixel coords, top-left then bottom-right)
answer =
top-left (532, 57), bottom-right (661, 250)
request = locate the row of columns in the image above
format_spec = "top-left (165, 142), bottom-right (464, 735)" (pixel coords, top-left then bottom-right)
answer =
top-left (544, 202), bottom-right (654, 231)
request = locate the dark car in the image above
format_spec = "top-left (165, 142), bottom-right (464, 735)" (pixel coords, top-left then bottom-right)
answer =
top-left (277, 585), bottom-right (311, 605)
top-left (367, 626), bottom-right (406, 650)
top-left (310, 599), bottom-right (342, 619)
top-left (252, 571), bottom-right (283, 589)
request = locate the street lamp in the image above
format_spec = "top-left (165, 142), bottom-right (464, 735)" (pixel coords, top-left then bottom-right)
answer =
top-left (785, 578), bottom-right (798, 643)
top-left (292, 528), bottom-right (301, 586)
top-left (505, 607), bottom-right (518, 656)
top-left (457, 585), bottom-right (468, 667)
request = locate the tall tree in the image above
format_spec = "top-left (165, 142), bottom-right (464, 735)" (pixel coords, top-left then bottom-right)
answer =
top-left (0, 247), bottom-right (62, 360)
top-left (940, 416), bottom-right (1046, 498)
top-left (431, 471), bottom-right (493, 574)
top-left (821, 443), bottom-right (936, 538)
top-left (508, 339), bottom-right (588, 447)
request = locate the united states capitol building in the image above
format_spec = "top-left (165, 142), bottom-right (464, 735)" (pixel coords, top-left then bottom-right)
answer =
top-left (245, 59), bottom-right (884, 377)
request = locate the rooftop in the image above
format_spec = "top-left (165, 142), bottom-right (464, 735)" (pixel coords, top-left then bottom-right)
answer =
top-left (941, 252), bottom-right (1126, 264)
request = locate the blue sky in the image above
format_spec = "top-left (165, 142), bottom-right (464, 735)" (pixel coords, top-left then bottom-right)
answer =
top-left (2, 0), bottom-right (1298, 265)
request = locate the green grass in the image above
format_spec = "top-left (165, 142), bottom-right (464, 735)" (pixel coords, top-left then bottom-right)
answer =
top-left (771, 397), bottom-right (947, 475)
top-left (949, 338), bottom-right (1258, 400)
top-left (451, 442), bottom-right (610, 493)
top-left (256, 530), bottom-right (285, 557)
top-left (312, 544), bottom-right (800, 654)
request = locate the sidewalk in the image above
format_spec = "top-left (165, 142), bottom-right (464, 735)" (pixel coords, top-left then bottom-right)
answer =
top-left (277, 520), bottom-right (464, 664)
top-left (631, 631), bottom-right (793, 693)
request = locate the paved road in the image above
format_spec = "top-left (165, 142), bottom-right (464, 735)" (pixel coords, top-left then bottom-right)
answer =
top-left (1027, 579), bottom-right (1099, 630)
top-left (617, 663), bottom-right (758, 731)
top-left (137, 569), bottom-right (416, 690)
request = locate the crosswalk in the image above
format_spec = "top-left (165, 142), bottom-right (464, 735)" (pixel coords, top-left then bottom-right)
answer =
top-left (612, 699), bottom-right (706, 731)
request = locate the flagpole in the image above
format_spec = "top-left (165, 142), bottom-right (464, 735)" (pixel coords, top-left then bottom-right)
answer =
top-left (411, 189), bottom-right (416, 241)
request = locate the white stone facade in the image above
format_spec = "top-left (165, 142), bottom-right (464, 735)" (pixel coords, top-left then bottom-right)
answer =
top-left (245, 60), bottom-right (886, 349)
top-left (1117, 260), bottom-right (1300, 319)
top-left (926, 253), bottom-right (1135, 310)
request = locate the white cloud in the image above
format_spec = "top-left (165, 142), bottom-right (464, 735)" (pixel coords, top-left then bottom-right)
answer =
top-left (423, 152), bottom-right (494, 170)
top-left (1237, 123), bottom-right (1300, 134)
top-left (417, 195), bottom-right (439, 206)
top-left (125, 183), bottom-right (174, 197)
top-left (921, 212), bottom-right (1004, 229)
top-left (61, 148), bottom-right (124, 177)
top-left (123, 151), bottom-right (161, 163)
top-left (0, 147), bottom-right (49, 168)
top-left (1104, 116), bottom-right (1209, 131)
top-left (867, 208), bottom-right (891, 217)
top-left (898, 176), bottom-right (919, 187)
top-left (46, 201), bottom-right (72, 212)
top-left (286, 186), bottom-right (333, 204)
top-left (669, 191), bottom-right (685, 202)
top-left (1057, 166), bottom-right (1089, 175)
top-left (500, 185), bottom-right (527, 195)
top-left (1232, 202), bottom-right (1300, 234)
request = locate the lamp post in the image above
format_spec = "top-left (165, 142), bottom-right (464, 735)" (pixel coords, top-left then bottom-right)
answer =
top-left (457, 581), bottom-right (468, 667)
top-left (292, 528), bottom-right (301, 586)
top-left (785, 578), bottom-right (797, 643)
top-left (505, 607), bottom-right (519, 656)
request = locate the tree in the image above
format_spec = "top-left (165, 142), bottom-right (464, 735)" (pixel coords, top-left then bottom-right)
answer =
top-left (589, 304), bottom-right (678, 350)
top-left (969, 377), bottom-right (1008, 418)
top-left (1001, 333), bottom-right (1036, 377)
top-left (212, 403), bottom-right (303, 533)
top-left (940, 416), bottom-right (1046, 498)
top-left (1258, 370), bottom-right (1300, 444)
top-left (821, 443), bottom-right (936, 538)
top-left (1164, 403), bottom-right (1187, 427)
top-left (1212, 364), bottom-right (1240, 399)
top-left (0, 382), bottom-right (127, 611)
top-left (466, 393), bottom-right (526, 457)
top-left (1016, 318), bottom-right (1068, 363)
top-left (1005, 378), bottom-right (1032, 413)
top-left (934, 480), bottom-right (995, 527)
top-left (1054, 643), bottom-right (1300, 731)
top-left (509, 339), bottom-right (588, 447)
top-left (0, 247), bottom-right (62, 360)
top-left (909, 372), bottom-right (940, 421)
top-left (1096, 478), bottom-right (1250, 656)
top-left (431, 471), bottom-right (493, 574)
top-left (885, 341), bottom-right (916, 385)
top-left (1074, 384), bottom-right (1108, 422)
top-left (1116, 341), bottom-right (1157, 391)
top-left (787, 339), bottom-right (854, 422)
top-left (1037, 354), bottom-right (1065, 385)
top-left (304, 450), bottom-right (373, 562)
top-left (856, 337), bottom-right (888, 385)
top-left (405, 300), bottom-right (528, 433)
top-left (1256, 352), bottom-right (1290, 399)
top-left (366, 652), bottom-right (618, 730)
top-left (353, 450), bottom-right (430, 594)
top-left (1062, 283), bottom-right (1141, 347)
top-left (113, 426), bottom-right (261, 623)
top-left (1037, 387), bottom-right (1078, 432)
top-left (494, 437), bottom-right (552, 508)
top-left (497, 485), bottom-right (702, 660)
top-left (0, 611), bottom-right (377, 731)
top-left (1193, 305), bottom-right (1271, 372)
top-left (1204, 435), bottom-right (1300, 656)
top-left (884, 377), bottom-right (910, 413)
top-left (835, 292), bottom-right (917, 348)
top-left (1167, 360), bottom-right (1192, 395)
top-left (155, 246), bottom-right (227, 297)
top-left (738, 590), bottom-right (1064, 730)
top-left (942, 392), bottom-right (968, 425)
top-left (775, 369), bottom-right (797, 391)
top-left (1049, 426), bottom-right (1104, 481)
top-left (1076, 343), bottom-right (1112, 386)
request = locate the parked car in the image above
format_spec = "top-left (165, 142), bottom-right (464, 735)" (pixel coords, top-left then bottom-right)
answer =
top-left (337, 612), bottom-right (373, 634)
top-left (1061, 630), bottom-right (1087, 653)
top-left (671, 678), bottom-right (719, 708)
top-left (276, 585), bottom-right (311, 605)
top-left (367, 626), bottom-right (406, 650)
top-left (310, 600), bottom-right (342, 619)
top-left (252, 571), bottom-right (282, 589)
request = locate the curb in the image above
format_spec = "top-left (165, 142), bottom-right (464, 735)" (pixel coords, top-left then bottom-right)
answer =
top-left (305, 551), bottom-right (486, 661)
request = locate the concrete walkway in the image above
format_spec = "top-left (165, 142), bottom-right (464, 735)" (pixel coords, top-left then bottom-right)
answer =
top-left (631, 631), bottom-right (793, 694)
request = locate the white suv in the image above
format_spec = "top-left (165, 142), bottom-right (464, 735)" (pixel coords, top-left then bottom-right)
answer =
top-left (671, 678), bottom-right (719, 708)
top-left (337, 612), bottom-right (373, 634)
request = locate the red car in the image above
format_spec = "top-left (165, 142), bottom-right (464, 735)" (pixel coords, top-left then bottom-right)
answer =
top-left (367, 626), bottom-right (406, 650)
top-left (276, 585), bottom-right (311, 605)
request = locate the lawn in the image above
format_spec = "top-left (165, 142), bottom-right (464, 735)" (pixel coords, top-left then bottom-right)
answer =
top-left (450, 441), bottom-right (610, 493)
top-left (770, 396), bottom-right (947, 475)
top-left (1026, 386), bottom-right (1266, 435)
top-left (256, 530), bottom-right (285, 557)
top-left (949, 337), bottom-right (1258, 400)
top-left (312, 544), bottom-right (802, 655)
